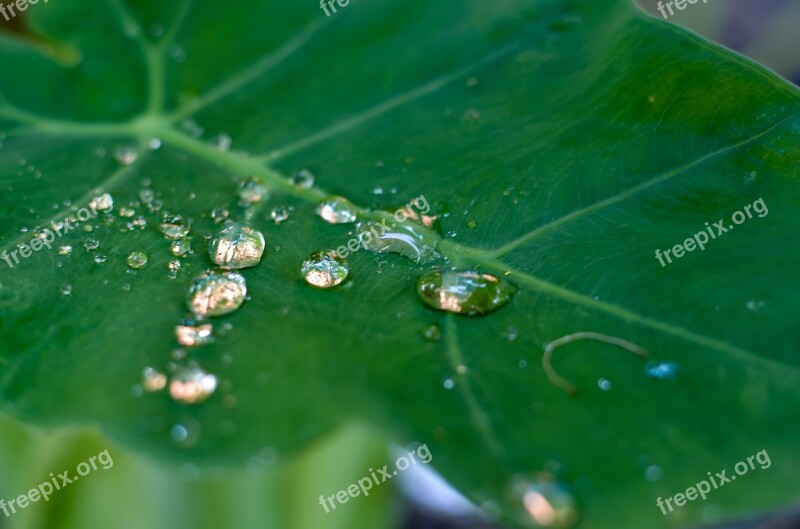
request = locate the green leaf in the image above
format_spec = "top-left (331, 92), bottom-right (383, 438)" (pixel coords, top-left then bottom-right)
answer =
top-left (1, 0), bottom-right (799, 528)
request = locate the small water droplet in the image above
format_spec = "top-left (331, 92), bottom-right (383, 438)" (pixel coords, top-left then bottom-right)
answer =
top-left (60, 284), bottom-right (72, 296)
top-left (149, 22), bottom-right (165, 37)
top-left (416, 270), bottom-right (516, 316)
top-left (58, 245), bottom-right (72, 256)
top-left (127, 251), bottom-right (148, 269)
top-left (645, 362), bottom-right (679, 381)
top-left (113, 145), bottom-right (138, 165)
top-left (270, 206), bottom-right (290, 224)
top-left (316, 196), bottom-right (358, 224)
top-left (176, 320), bottom-right (214, 347)
top-left (209, 222), bottom-right (265, 269)
top-left (168, 43), bottom-right (187, 63)
top-left (598, 378), bottom-right (612, 391)
top-left (94, 254), bottom-right (107, 264)
top-left (463, 108), bottom-right (481, 123)
top-left (290, 168), bottom-right (315, 189)
top-left (746, 300), bottom-right (766, 312)
top-left (170, 421), bottom-right (201, 448)
top-left (238, 176), bottom-right (268, 206)
top-left (119, 206), bottom-right (136, 218)
top-left (443, 378), bottom-right (455, 390)
top-left (160, 213), bottom-right (191, 239)
top-left (645, 465), bottom-right (662, 482)
top-left (211, 207), bottom-right (230, 224)
top-left (301, 250), bottom-right (349, 288)
top-left (466, 220), bottom-right (478, 229)
top-left (503, 326), bottom-right (520, 341)
top-left (510, 474), bottom-right (579, 529)
top-left (142, 367), bottom-right (167, 392)
top-left (179, 118), bottom-right (203, 137)
top-left (170, 365), bottom-right (218, 404)
top-left (171, 238), bottom-right (191, 256)
top-left (421, 324), bottom-right (441, 342)
top-left (211, 133), bottom-right (232, 152)
top-left (187, 271), bottom-right (247, 317)
top-left (84, 238), bottom-right (100, 251)
top-left (148, 137), bottom-right (162, 150)
top-left (90, 193), bottom-right (114, 213)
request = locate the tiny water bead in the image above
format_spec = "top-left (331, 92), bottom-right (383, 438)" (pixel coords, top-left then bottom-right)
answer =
top-left (142, 367), bottom-right (167, 392)
top-left (238, 176), bottom-right (268, 206)
top-left (176, 320), bottom-right (214, 347)
top-left (58, 245), bottom-right (72, 256)
top-left (160, 213), bottom-right (191, 239)
top-left (94, 254), bottom-right (108, 264)
top-left (113, 145), bottom-right (138, 165)
top-left (171, 238), bottom-right (191, 256)
top-left (421, 324), bottom-right (441, 342)
top-left (84, 238), bottom-right (100, 251)
top-left (509, 474), bottom-right (579, 529)
top-left (355, 219), bottom-right (441, 263)
top-left (170, 366), bottom-right (218, 404)
top-left (90, 193), bottom-right (114, 213)
top-left (290, 168), bottom-right (315, 189)
top-left (270, 206), bottom-right (290, 224)
top-left (187, 271), bottom-right (247, 317)
top-left (60, 284), bottom-right (73, 296)
top-left (301, 250), bottom-right (349, 288)
top-left (208, 222), bottom-right (265, 269)
top-left (645, 361), bottom-right (679, 381)
top-left (416, 270), bottom-right (516, 316)
top-left (127, 251), bottom-right (148, 269)
top-left (316, 196), bottom-right (358, 224)
top-left (211, 133), bottom-right (232, 151)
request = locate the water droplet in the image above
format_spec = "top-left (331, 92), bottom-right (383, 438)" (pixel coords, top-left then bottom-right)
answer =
top-left (90, 193), bottom-right (114, 213)
top-left (270, 206), bottom-right (290, 224)
top-left (127, 251), bottom-right (148, 269)
top-left (211, 207), bottom-right (230, 224)
top-left (171, 238), bottom-right (191, 256)
top-left (128, 216), bottom-right (147, 230)
top-left (58, 245), bottom-right (72, 256)
top-left (211, 133), bottom-right (232, 151)
top-left (503, 326), bottom-right (520, 341)
top-left (179, 118), bottom-right (203, 137)
top-left (187, 271), bottom-right (247, 317)
top-left (169, 365), bottom-right (218, 404)
top-left (176, 320), bottom-right (214, 347)
top-left (301, 250), bottom-right (349, 288)
top-left (119, 206), bottom-right (136, 218)
top-left (443, 378), bottom-right (455, 390)
top-left (463, 108), bottom-right (481, 124)
top-left (416, 270), bottom-right (516, 316)
top-left (94, 254), bottom-right (107, 264)
top-left (510, 474), bottom-right (579, 529)
top-left (113, 145), bottom-right (138, 165)
top-left (60, 284), bottom-right (72, 296)
top-left (148, 22), bottom-right (165, 37)
top-left (238, 176), bottom-right (268, 206)
top-left (598, 378), bottom-right (612, 391)
top-left (645, 465), bottom-right (662, 482)
top-left (746, 300), bottom-right (766, 312)
top-left (160, 213), bottom-right (191, 239)
top-left (148, 137), bottom-right (162, 150)
top-left (466, 220), bottom-right (478, 230)
top-left (142, 367), bottom-right (167, 392)
top-left (421, 324), bottom-right (441, 342)
top-left (355, 219), bottom-right (441, 263)
top-left (84, 238), bottom-right (100, 251)
top-left (290, 168), bottom-right (315, 189)
top-left (645, 362), bottom-right (679, 381)
top-left (170, 421), bottom-right (201, 448)
top-left (168, 43), bottom-right (187, 63)
top-left (316, 196), bottom-right (358, 224)
top-left (209, 222), bottom-right (265, 269)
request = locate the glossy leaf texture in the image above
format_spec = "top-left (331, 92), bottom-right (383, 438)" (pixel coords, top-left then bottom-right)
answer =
top-left (0, 0), bottom-right (798, 528)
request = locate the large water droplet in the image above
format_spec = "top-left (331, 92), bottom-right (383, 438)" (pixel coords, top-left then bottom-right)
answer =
top-left (509, 474), bottom-right (579, 528)
top-left (301, 250), bottom-right (349, 288)
top-left (176, 320), bottom-right (214, 347)
top-left (208, 222), bottom-right (265, 269)
top-left (416, 270), bottom-right (516, 315)
top-left (127, 251), bottom-right (148, 269)
top-left (355, 218), bottom-right (440, 263)
top-left (316, 196), bottom-right (358, 224)
top-left (187, 271), bottom-right (247, 317)
top-left (160, 213), bottom-right (191, 239)
top-left (170, 365), bottom-right (218, 404)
